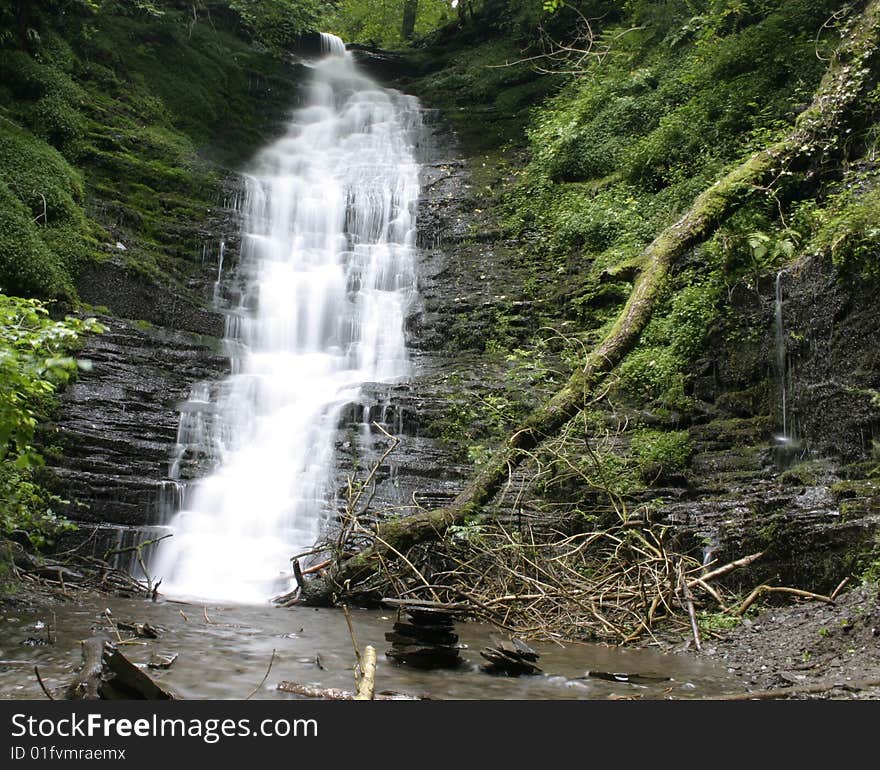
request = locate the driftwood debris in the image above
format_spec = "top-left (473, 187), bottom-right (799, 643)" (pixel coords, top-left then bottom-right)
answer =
top-left (65, 636), bottom-right (173, 700)
top-left (584, 670), bottom-right (671, 686)
top-left (354, 645), bottom-right (377, 700)
top-left (116, 621), bottom-right (163, 639)
top-left (734, 585), bottom-right (834, 616)
top-left (328, 0), bottom-right (880, 594)
top-left (1, 536), bottom-right (157, 599)
top-left (277, 681), bottom-right (423, 700)
top-left (65, 637), bottom-right (108, 700)
top-left (148, 652), bottom-right (178, 670)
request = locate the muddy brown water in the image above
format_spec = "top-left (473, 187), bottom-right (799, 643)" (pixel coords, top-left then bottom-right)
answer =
top-left (1, 595), bottom-right (737, 700)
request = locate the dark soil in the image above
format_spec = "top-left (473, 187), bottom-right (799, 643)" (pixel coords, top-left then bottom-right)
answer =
top-left (669, 581), bottom-right (880, 699)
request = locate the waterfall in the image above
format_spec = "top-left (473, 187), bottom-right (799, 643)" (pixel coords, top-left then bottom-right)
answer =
top-left (151, 34), bottom-right (421, 603)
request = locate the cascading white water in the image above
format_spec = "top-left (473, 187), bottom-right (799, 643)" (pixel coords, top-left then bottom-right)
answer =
top-left (151, 34), bottom-right (421, 603)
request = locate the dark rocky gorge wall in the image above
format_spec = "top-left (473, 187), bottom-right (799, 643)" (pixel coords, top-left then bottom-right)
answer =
top-left (654, 252), bottom-right (880, 591)
top-left (44, 80), bottom-right (478, 563)
top-left (45, 175), bottom-right (241, 542)
top-left (44, 56), bottom-right (880, 594)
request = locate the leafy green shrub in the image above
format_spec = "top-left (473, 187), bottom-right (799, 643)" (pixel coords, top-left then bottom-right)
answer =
top-left (0, 294), bottom-right (102, 462)
top-left (667, 281), bottom-right (722, 360)
top-left (326, 0), bottom-right (454, 48)
top-left (801, 186), bottom-right (880, 278)
top-left (27, 90), bottom-right (87, 154)
top-left (616, 345), bottom-right (684, 405)
top-left (229, 0), bottom-right (326, 51)
top-left (0, 294), bottom-right (103, 546)
top-left (0, 464), bottom-right (75, 548)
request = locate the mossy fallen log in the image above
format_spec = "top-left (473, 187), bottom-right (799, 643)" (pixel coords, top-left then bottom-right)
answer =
top-left (329, 0), bottom-right (880, 596)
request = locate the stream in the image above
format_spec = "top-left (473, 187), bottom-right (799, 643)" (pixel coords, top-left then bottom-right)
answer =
top-left (0, 595), bottom-right (737, 700)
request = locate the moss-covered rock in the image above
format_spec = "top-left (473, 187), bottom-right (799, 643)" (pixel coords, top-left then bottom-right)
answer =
top-left (0, 181), bottom-right (70, 298)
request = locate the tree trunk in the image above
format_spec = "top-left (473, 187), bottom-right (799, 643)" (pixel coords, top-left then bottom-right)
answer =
top-left (402, 0), bottom-right (419, 40)
top-left (329, 0), bottom-right (880, 593)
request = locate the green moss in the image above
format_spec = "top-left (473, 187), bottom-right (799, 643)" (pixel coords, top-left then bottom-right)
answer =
top-left (0, 3), bottom-right (308, 309)
top-left (630, 428), bottom-right (692, 478)
top-left (778, 460), bottom-right (834, 487)
top-left (0, 115), bottom-right (84, 224)
top-left (830, 479), bottom-right (879, 501)
top-left (0, 182), bottom-right (70, 298)
top-left (860, 536), bottom-right (880, 583)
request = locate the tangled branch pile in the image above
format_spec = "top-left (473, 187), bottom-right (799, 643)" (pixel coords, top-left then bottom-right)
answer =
top-left (1, 537), bottom-right (156, 600)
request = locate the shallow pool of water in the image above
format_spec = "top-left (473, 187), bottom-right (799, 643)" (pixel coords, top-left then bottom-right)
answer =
top-left (1, 594), bottom-right (736, 700)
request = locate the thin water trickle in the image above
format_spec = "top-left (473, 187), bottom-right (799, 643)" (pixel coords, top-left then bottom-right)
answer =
top-left (152, 34), bottom-right (421, 603)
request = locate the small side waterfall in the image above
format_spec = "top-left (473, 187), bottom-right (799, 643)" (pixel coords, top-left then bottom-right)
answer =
top-left (773, 269), bottom-right (804, 466)
top-left (151, 34), bottom-right (421, 602)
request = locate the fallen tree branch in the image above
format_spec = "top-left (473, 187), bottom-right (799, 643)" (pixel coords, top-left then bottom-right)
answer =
top-left (34, 666), bottom-right (55, 700)
top-left (246, 649), bottom-right (276, 700)
top-left (64, 637), bottom-right (174, 700)
top-left (693, 551), bottom-right (765, 585)
top-left (354, 645), bottom-right (377, 701)
top-left (65, 637), bottom-right (108, 700)
top-left (830, 576), bottom-right (850, 601)
top-left (677, 561), bottom-right (701, 652)
top-left (735, 585), bottom-right (834, 616)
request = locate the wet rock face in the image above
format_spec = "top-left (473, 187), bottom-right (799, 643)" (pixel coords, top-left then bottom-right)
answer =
top-left (781, 257), bottom-right (880, 462)
top-left (702, 257), bottom-right (880, 462)
top-left (652, 255), bottom-right (880, 591)
top-left (47, 318), bottom-right (228, 528)
top-left (46, 172), bottom-right (243, 532)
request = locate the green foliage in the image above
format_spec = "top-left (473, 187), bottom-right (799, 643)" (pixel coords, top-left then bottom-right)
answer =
top-left (505, 0), bottom-right (832, 314)
top-left (0, 115), bottom-right (92, 297)
top-left (0, 294), bottom-right (103, 463)
top-left (325, 0), bottom-right (454, 48)
top-left (616, 345), bottom-right (685, 405)
top-left (0, 0), bottom-right (312, 300)
top-left (0, 115), bottom-right (84, 224)
top-left (629, 428), bottom-right (692, 476)
top-left (697, 609), bottom-right (740, 634)
top-left (613, 272), bottom-right (721, 409)
top-left (228, 0), bottom-right (324, 52)
top-left (796, 183), bottom-right (880, 278)
top-left (428, 340), bottom-right (564, 463)
top-left (0, 463), bottom-right (76, 548)
top-left (666, 281), bottom-right (723, 360)
top-left (0, 294), bottom-right (102, 546)
top-left (0, 182), bottom-right (69, 298)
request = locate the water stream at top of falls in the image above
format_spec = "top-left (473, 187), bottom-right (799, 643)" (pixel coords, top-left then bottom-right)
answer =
top-left (151, 33), bottom-right (421, 603)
